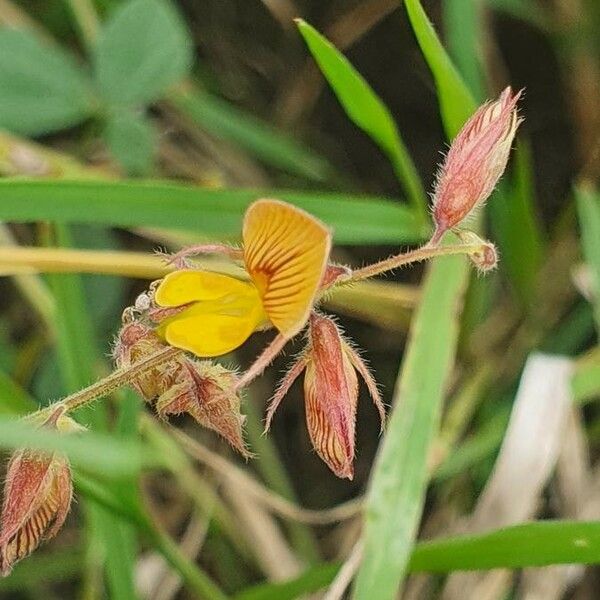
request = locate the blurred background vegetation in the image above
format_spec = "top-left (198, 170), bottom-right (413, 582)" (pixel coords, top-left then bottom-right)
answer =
top-left (0, 0), bottom-right (599, 598)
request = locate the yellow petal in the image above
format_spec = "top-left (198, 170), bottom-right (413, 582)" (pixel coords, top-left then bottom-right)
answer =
top-left (157, 285), bottom-right (266, 357)
top-left (155, 270), bottom-right (252, 307)
top-left (243, 199), bottom-right (331, 338)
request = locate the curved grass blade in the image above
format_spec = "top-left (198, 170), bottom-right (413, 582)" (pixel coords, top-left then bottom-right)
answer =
top-left (296, 19), bottom-right (428, 220)
top-left (237, 520), bottom-right (600, 600)
top-left (404, 0), bottom-right (475, 136)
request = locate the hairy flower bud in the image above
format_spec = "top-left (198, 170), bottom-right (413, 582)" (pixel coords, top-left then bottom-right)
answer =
top-left (265, 313), bottom-right (385, 479)
top-left (115, 321), bottom-right (249, 457)
top-left (431, 87), bottom-right (522, 244)
top-left (456, 230), bottom-right (498, 273)
top-left (0, 411), bottom-right (77, 576)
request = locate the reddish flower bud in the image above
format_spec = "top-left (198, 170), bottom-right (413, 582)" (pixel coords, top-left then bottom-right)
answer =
top-left (114, 320), bottom-right (250, 457)
top-left (431, 87), bottom-right (522, 243)
top-left (0, 411), bottom-right (77, 576)
top-left (265, 313), bottom-right (385, 479)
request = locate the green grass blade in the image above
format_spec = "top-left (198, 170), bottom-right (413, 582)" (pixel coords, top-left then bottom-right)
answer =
top-left (443, 0), bottom-right (485, 101)
top-left (48, 224), bottom-right (139, 599)
top-left (0, 368), bottom-right (37, 415)
top-left (296, 19), bottom-right (428, 219)
top-left (575, 183), bottom-right (600, 334)
top-left (404, 0), bottom-right (475, 137)
top-left (0, 179), bottom-right (428, 245)
top-left (354, 255), bottom-right (469, 599)
top-left (490, 143), bottom-right (545, 306)
top-left (409, 520), bottom-right (600, 571)
top-left (0, 417), bottom-right (148, 476)
top-left (169, 83), bottom-right (334, 182)
top-left (237, 519), bottom-right (600, 599)
top-left (354, 4), bottom-right (477, 596)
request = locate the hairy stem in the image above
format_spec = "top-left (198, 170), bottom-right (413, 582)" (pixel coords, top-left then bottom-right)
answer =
top-left (349, 242), bottom-right (483, 282)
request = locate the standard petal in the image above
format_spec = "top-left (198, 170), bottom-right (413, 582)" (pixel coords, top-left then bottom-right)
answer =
top-left (155, 270), bottom-right (253, 307)
top-left (243, 199), bottom-right (332, 338)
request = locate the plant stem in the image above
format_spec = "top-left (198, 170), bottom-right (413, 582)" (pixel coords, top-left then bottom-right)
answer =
top-left (33, 346), bottom-right (182, 417)
top-left (349, 242), bottom-right (482, 282)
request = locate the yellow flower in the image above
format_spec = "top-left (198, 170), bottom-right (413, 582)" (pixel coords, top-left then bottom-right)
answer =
top-left (154, 199), bottom-right (332, 357)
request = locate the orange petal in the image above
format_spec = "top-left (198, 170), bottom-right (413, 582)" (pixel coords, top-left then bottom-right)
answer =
top-left (155, 270), bottom-right (253, 307)
top-left (243, 199), bottom-right (331, 338)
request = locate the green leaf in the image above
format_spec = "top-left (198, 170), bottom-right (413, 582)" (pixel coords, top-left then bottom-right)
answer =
top-left (0, 368), bottom-right (37, 415)
top-left (0, 179), bottom-right (429, 245)
top-left (95, 0), bottom-right (192, 107)
top-left (105, 111), bottom-right (155, 175)
top-left (490, 143), bottom-right (545, 306)
top-left (47, 224), bottom-right (140, 599)
top-left (409, 520), bottom-right (600, 571)
top-left (0, 28), bottom-right (93, 135)
top-left (404, 0), bottom-right (475, 137)
top-left (295, 19), bottom-right (428, 219)
top-left (169, 83), bottom-right (334, 182)
top-left (355, 254), bottom-right (469, 599)
top-left (238, 520), bottom-right (600, 599)
top-left (443, 0), bottom-right (485, 101)
top-left (576, 184), bottom-right (600, 334)
top-left (355, 5), bottom-right (476, 596)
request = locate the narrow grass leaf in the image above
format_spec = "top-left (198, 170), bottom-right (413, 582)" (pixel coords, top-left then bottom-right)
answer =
top-left (490, 143), bottom-right (545, 306)
top-left (296, 19), bottom-right (428, 218)
top-left (235, 519), bottom-right (600, 598)
top-left (443, 0), bottom-right (485, 100)
top-left (0, 179), bottom-right (428, 244)
top-left (404, 0), bottom-right (475, 136)
top-left (0, 417), bottom-right (145, 476)
top-left (354, 255), bottom-right (469, 599)
top-left (409, 520), bottom-right (600, 571)
top-left (169, 83), bottom-right (333, 182)
top-left (575, 184), bottom-right (600, 333)
top-left (48, 224), bottom-right (139, 599)
top-left (355, 5), bottom-right (477, 596)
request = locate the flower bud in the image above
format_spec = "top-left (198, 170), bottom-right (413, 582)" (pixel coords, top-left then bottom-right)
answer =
top-left (431, 87), bottom-right (522, 243)
top-left (265, 312), bottom-right (385, 479)
top-left (0, 411), bottom-right (76, 576)
top-left (114, 320), bottom-right (249, 457)
top-left (156, 361), bottom-right (251, 459)
top-left (456, 230), bottom-right (498, 273)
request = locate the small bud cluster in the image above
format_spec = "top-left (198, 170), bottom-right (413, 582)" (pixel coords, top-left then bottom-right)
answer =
top-left (115, 302), bottom-right (249, 458)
